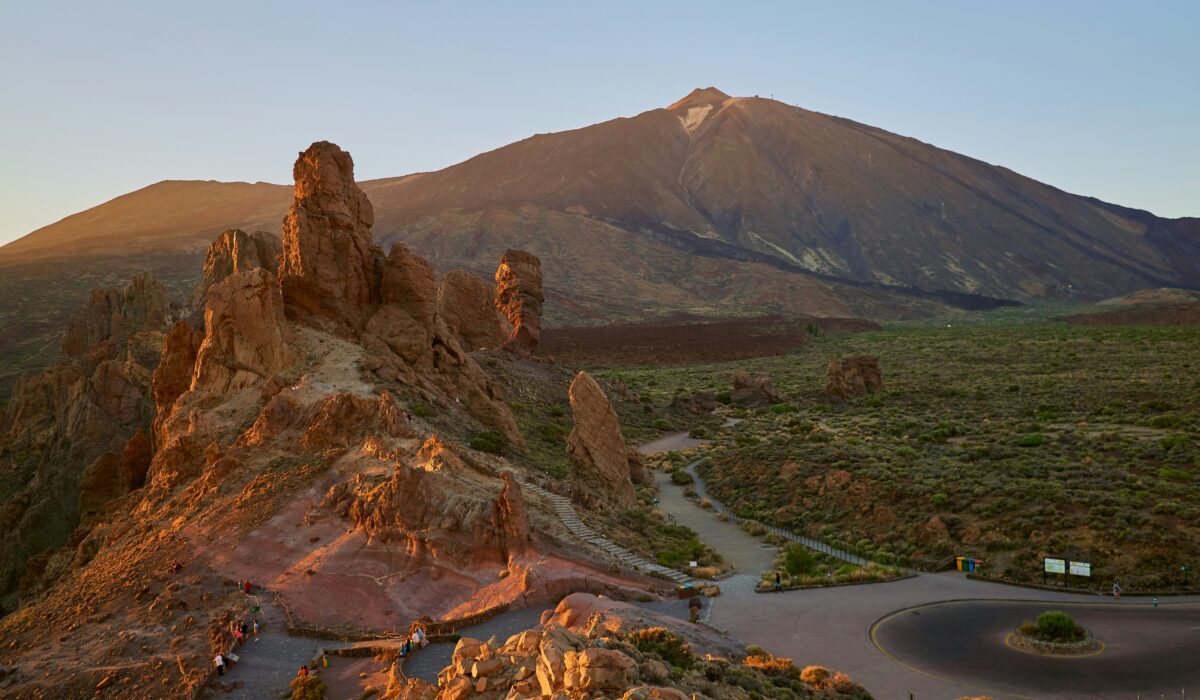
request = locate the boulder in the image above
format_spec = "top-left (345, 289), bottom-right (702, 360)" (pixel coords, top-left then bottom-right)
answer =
top-left (191, 268), bottom-right (296, 396)
top-left (563, 647), bottom-right (638, 691)
top-left (278, 141), bottom-right (380, 334)
top-left (824, 355), bottom-right (883, 401)
top-left (566, 372), bottom-right (637, 510)
top-left (730, 370), bottom-right (782, 406)
top-left (495, 250), bottom-right (544, 355)
top-left (437, 269), bottom-right (510, 352)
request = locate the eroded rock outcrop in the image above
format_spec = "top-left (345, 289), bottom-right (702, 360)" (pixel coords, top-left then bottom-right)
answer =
top-left (195, 229), bottom-right (281, 309)
top-left (730, 370), bottom-right (782, 406)
top-left (495, 249), bottom-right (544, 355)
top-left (824, 355), bottom-right (883, 401)
top-left (150, 320), bottom-right (203, 443)
top-left (323, 441), bottom-right (531, 566)
top-left (191, 268), bottom-right (296, 396)
top-left (436, 270), bottom-right (510, 352)
top-left (278, 141), bottom-right (379, 334)
top-left (61, 272), bottom-right (171, 366)
top-left (566, 372), bottom-right (636, 509)
top-left (0, 275), bottom-right (167, 600)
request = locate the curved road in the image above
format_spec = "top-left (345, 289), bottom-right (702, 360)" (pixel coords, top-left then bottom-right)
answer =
top-left (641, 432), bottom-right (1200, 699)
top-left (873, 600), bottom-right (1200, 699)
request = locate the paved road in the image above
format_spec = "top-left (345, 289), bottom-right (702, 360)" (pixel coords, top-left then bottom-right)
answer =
top-left (642, 432), bottom-right (1200, 700)
top-left (873, 600), bottom-right (1200, 699)
top-left (216, 595), bottom-right (323, 699)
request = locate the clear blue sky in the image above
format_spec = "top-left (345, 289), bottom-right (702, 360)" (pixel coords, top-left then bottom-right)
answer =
top-left (1, 1), bottom-right (1197, 245)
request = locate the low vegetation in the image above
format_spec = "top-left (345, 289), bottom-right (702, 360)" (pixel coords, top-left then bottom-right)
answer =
top-left (598, 309), bottom-right (1200, 590)
top-left (1018, 610), bottom-right (1086, 643)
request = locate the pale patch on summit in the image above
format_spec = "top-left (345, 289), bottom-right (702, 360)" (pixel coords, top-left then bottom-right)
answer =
top-left (679, 104), bottom-right (713, 134)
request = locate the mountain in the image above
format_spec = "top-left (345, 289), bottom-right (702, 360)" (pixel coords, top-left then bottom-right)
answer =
top-left (2, 88), bottom-right (1197, 387)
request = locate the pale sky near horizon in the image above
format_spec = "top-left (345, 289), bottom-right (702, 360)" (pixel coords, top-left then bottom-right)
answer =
top-left (1, 1), bottom-right (1197, 246)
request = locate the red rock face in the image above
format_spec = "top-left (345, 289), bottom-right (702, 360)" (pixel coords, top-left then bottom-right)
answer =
top-left (495, 249), bottom-right (544, 355)
top-left (278, 141), bottom-right (380, 334)
top-left (824, 355), bottom-right (883, 401)
top-left (566, 372), bottom-right (636, 509)
top-left (195, 228), bottom-right (281, 308)
top-left (191, 268), bottom-right (296, 396)
top-left (437, 269), bottom-right (510, 352)
top-left (150, 320), bottom-right (203, 445)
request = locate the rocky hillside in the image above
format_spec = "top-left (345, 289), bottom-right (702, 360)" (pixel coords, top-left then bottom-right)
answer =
top-left (6, 87), bottom-right (1195, 389)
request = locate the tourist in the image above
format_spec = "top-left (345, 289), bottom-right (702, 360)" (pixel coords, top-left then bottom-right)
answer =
top-left (688, 595), bottom-right (702, 623)
top-left (412, 626), bottom-right (427, 648)
top-left (322, 654), bottom-right (329, 669)
top-left (774, 572), bottom-right (782, 592)
top-left (298, 665), bottom-right (309, 677)
top-left (1112, 580), bottom-right (1122, 599)
top-left (214, 653), bottom-right (226, 676)
top-left (243, 579), bottom-right (253, 595)
top-left (252, 619), bottom-right (260, 640)
top-left (233, 627), bottom-right (244, 646)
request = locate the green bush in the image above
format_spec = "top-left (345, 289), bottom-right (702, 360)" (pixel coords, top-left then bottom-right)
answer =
top-left (653, 419), bottom-right (675, 431)
top-left (782, 544), bottom-right (816, 577)
top-left (410, 403), bottom-right (434, 418)
top-left (670, 470), bottom-right (694, 486)
top-left (714, 391), bottom-right (732, 404)
top-left (630, 627), bottom-right (694, 669)
top-left (1031, 610), bottom-right (1084, 642)
top-left (548, 404), bottom-right (567, 417)
top-left (290, 674), bottom-right (327, 700)
top-left (768, 403), bottom-right (795, 414)
top-left (1015, 433), bottom-right (1045, 447)
top-left (469, 430), bottom-right (506, 454)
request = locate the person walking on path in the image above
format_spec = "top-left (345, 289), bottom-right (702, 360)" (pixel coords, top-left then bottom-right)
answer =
top-left (688, 595), bottom-right (702, 623)
top-left (1113, 580), bottom-right (1123, 599)
top-left (252, 619), bottom-right (260, 640)
top-left (214, 653), bottom-right (226, 676)
top-left (774, 572), bottom-right (782, 592)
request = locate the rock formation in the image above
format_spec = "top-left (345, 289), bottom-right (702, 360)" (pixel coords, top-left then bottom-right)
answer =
top-left (278, 141), bottom-right (379, 334)
top-left (566, 372), bottom-right (637, 509)
top-left (191, 268), bottom-right (296, 396)
top-left (61, 272), bottom-right (170, 366)
top-left (194, 228), bottom-right (281, 309)
top-left (730, 370), bottom-right (782, 406)
top-left (436, 270), bottom-right (510, 352)
top-left (495, 249), bottom-right (544, 355)
top-left (149, 320), bottom-right (203, 444)
top-left (824, 355), bottom-right (883, 401)
top-left (0, 274), bottom-right (167, 601)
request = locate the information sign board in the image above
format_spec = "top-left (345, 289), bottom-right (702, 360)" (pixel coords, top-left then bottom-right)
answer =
top-left (1069, 561), bottom-right (1091, 577)
top-left (1044, 557), bottom-right (1066, 574)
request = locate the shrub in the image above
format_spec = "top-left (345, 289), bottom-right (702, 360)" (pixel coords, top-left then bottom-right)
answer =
top-left (1015, 433), bottom-right (1044, 447)
top-left (410, 403), bottom-right (434, 418)
top-left (930, 492), bottom-right (949, 507)
top-left (670, 470), bottom-right (693, 486)
top-left (468, 430), bottom-right (506, 454)
top-left (768, 403), bottom-right (795, 414)
top-left (1031, 610), bottom-right (1084, 642)
top-left (715, 391), bottom-right (732, 404)
top-left (1157, 467), bottom-right (1192, 482)
top-left (548, 404), bottom-right (567, 417)
top-left (782, 544), bottom-right (816, 577)
top-left (653, 419), bottom-right (675, 431)
top-left (629, 627), bottom-right (694, 669)
top-left (290, 674), bottom-right (327, 700)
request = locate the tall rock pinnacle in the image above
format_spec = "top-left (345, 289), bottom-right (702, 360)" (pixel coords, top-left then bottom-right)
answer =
top-left (278, 141), bottom-right (380, 335)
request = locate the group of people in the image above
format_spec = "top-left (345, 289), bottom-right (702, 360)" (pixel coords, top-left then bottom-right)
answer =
top-left (398, 626), bottom-right (428, 658)
top-left (296, 656), bottom-right (328, 678)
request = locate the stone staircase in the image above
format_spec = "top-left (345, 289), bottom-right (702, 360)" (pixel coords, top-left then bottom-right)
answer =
top-left (518, 479), bottom-right (692, 585)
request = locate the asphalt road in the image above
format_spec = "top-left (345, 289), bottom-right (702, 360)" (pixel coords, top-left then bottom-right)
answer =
top-left (872, 600), bottom-right (1200, 700)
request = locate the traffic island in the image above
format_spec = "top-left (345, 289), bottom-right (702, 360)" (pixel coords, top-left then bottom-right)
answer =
top-left (1006, 610), bottom-right (1103, 657)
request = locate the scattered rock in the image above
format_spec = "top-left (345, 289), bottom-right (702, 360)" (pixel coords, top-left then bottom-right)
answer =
top-left (730, 370), bottom-right (782, 406)
top-left (824, 355), bottom-right (883, 401)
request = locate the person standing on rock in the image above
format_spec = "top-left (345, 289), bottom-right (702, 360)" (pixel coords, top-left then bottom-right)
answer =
top-left (214, 653), bottom-right (226, 676)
